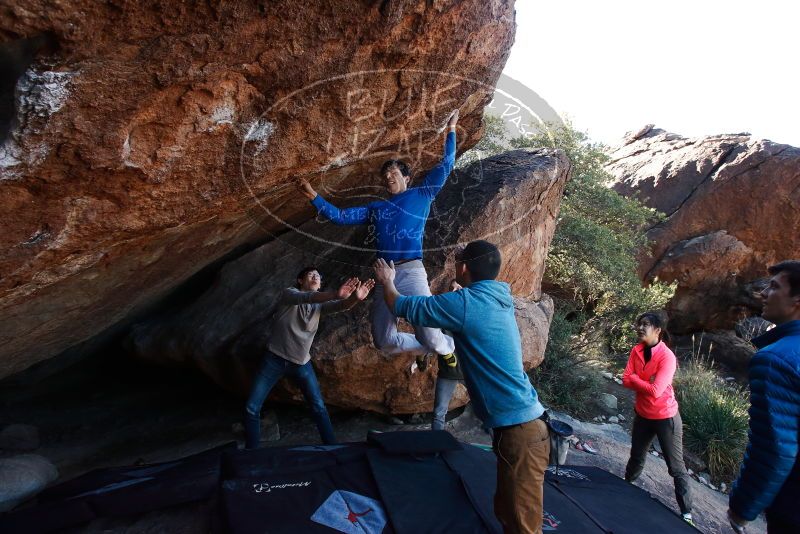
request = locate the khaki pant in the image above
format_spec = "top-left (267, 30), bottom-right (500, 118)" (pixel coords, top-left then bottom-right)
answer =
top-left (371, 261), bottom-right (455, 356)
top-left (493, 419), bottom-right (550, 534)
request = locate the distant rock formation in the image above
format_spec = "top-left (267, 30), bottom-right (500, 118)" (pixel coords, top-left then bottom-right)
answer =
top-left (608, 125), bottom-right (800, 333)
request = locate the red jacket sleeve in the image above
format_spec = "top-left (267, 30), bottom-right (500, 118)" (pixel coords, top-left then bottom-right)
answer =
top-left (622, 347), bottom-right (640, 391)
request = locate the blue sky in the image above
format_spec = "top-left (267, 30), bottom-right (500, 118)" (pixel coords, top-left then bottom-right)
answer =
top-left (503, 0), bottom-right (799, 146)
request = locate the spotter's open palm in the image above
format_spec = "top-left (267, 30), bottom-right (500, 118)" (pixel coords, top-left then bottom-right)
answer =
top-left (355, 279), bottom-right (376, 300)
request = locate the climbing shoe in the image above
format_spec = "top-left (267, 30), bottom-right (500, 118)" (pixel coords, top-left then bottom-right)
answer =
top-left (416, 353), bottom-right (431, 372)
top-left (682, 513), bottom-right (694, 526)
top-left (442, 352), bottom-right (458, 368)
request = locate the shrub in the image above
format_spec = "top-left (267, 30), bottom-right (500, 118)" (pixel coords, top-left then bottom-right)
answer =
top-left (530, 306), bottom-right (602, 417)
top-left (454, 115), bottom-right (509, 169)
top-left (510, 125), bottom-right (675, 353)
top-left (674, 356), bottom-right (750, 482)
top-left (459, 118), bottom-right (675, 355)
top-left (459, 116), bottom-right (676, 419)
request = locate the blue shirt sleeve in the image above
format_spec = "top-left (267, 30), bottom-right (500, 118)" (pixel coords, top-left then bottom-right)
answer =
top-left (394, 291), bottom-right (465, 334)
top-left (729, 351), bottom-right (800, 520)
top-left (417, 131), bottom-right (456, 199)
top-left (310, 194), bottom-right (369, 225)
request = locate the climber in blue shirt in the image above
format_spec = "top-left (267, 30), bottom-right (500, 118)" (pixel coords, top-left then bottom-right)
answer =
top-left (296, 110), bottom-right (460, 363)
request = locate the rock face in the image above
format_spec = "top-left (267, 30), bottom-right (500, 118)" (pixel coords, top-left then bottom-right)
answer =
top-left (699, 330), bottom-right (757, 376)
top-left (673, 330), bottom-right (756, 378)
top-left (608, 125), bottom-right (800, 333)
top-left (0, 424), bottom-right (40, 451)
top-left (127, 148), bottom-right (570, 414)
top-left (0, 1), bottom-right (516, 379)
top-left (0, 454), bottom-right (58, 512)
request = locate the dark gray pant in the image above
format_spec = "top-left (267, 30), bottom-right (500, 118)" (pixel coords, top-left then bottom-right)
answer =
top-left (766, 511), bottom-right (800, 534)
top-left (625, 412), bottom-right (693, 514)
top-left (371, 261), bottom-right (454, 356)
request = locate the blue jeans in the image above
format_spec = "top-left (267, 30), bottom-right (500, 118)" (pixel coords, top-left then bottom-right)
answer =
top-left (432, 378), bottom-right (460, 430)
top-left (244, 351), bottom-right (336, 448)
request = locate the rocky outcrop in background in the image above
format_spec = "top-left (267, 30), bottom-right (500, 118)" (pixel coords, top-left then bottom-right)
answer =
top-left (608, 125), bottom-right (800, 337)
top-left (127, 148), bottom-right (571, 414)
top-left (0, 0), bottom-right (516, 380)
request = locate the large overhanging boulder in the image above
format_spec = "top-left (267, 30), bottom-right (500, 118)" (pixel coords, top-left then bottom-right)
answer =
top-left (0, 0), bottom-right (517, 379)
top-left (127, 148), bottom-right (571, 414)
top-left (607, 125), bottom-right (800, 333)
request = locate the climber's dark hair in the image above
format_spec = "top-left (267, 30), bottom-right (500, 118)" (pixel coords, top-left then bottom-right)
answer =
top-left (380, 159), bottom-right (411, 177)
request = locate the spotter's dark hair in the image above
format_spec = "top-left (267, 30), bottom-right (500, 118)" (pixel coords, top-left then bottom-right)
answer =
top-left (635, 311), bottom-right (672, 347)
top-left (295, 266), bottom-right (320, 289)
top-left (768, 260), bottom-right (800, 296)
top-left (456, 240), bottom-right (502, 282)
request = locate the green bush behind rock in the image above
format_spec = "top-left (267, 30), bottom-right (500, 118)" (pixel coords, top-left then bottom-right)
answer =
top-left (675, 357), bottom-right (749, 481)
top-left (460, 117), bottom-right (747, 483)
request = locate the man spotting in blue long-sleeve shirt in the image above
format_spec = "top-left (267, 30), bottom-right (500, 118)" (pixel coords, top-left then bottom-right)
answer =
top-left (296, 109), bottom-right (460, 365)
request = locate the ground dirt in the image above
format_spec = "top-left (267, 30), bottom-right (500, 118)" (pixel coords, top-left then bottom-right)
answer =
top-left (0, 353), bottom-right (765, 533)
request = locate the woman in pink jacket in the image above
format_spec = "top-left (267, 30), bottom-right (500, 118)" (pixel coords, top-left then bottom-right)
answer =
top-left (622, 312), bottom-right (694, 525)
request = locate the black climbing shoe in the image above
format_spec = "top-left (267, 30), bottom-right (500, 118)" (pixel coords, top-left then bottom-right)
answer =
top-left (416, 353), bottom-right (431, 372)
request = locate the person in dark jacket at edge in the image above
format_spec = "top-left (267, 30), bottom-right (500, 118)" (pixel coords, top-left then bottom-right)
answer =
top-left (372, 240), bottom-right (550, 534)
top-left (728, 260), bottom-right (800, 534)
top-left (244, 268), bottom-right (374, 449)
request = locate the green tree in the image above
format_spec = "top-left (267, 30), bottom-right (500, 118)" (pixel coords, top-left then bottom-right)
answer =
top-left (512, 125), bottom-right (675, 351)
top-left (462, 118), bottom-right (746, 476)
top-left (459, 117), bottom-right (675, 354)
top-left (454, 115), bottom-right (509, 169)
